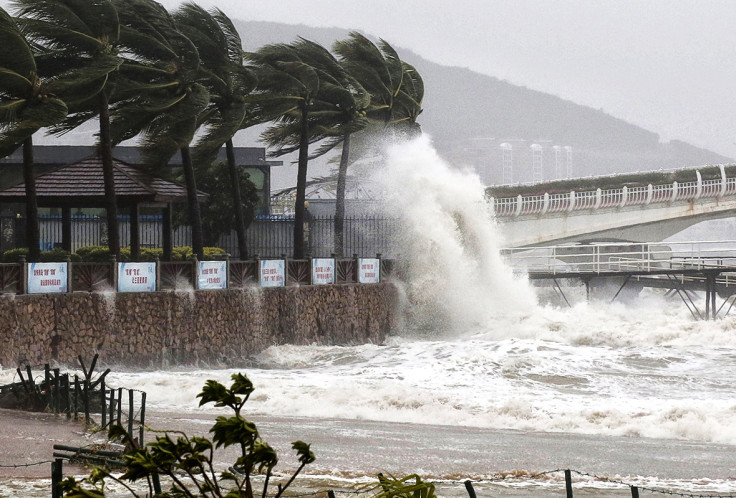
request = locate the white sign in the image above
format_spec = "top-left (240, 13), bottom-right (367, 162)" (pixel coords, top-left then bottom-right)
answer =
top-left (198, 261), bottom-right (227, 290)
top-left (312, 258), bottom-right (335, 285)
top-left (358, 258), bottom-right (380, 284)
top-left (118, 262), bottom-right (156, 292)
top-left (260, 260), bottom-right (285, 287)
top-left (27, 262), bottom-right (67, 294)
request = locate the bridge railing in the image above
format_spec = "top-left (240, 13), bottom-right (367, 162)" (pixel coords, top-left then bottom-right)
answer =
top-left (502, 240), bottom-right (736, 274)
top-left (491, 166), bottom-right (733, 217)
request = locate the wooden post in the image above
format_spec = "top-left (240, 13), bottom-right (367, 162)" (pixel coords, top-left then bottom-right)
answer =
top-left (16, 367), bottom-right (29, 393)
top-left (64, 374), bottom-right (70, 419)
top-left (128, 389), bottom-right (134, 438)
top-left (100, 378), bottom-right (107, 429)
top-left (61, 206), bottom-right (72, 253)
top-left (162, 205), bottom-right (172, 262)
top-left (130, 203), bottom-right (140, 261)
top-left (139, 392), bottom-right (146, 446)
top-left (53, 368), bottom-right (60, 414)
top-left (108, 388), bottom-right (115, 429)
top-left (25, 365), bottom-right (34, 393)
top-left (565, 469), bottom-right (573, 498)
top-left (631, 486), bottom-right (640, 498)
top-left (328, 491), bottom-right (336, 498)
top-left (51, 458), bottom-right (63, 498)
top-left (117, 387), bottom-right (123, 426)
top-left (464, 480), bottom-right (477, 498)
top-left (73, 375), bottom-right (79, 421)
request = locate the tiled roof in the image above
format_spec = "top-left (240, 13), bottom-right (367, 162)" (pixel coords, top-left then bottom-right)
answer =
top-left (0, 155), bottom-right (206, 205)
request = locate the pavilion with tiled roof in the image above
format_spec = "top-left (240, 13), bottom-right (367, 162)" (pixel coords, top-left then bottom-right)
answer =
top-left (0, 155), bottom-right (206, 260)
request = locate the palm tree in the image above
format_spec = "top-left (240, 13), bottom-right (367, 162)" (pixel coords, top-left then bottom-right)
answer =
top-left (111, 0), bottom-right (209, 260)
top-left (330, 33), bottom-right (413, 256)
top-left (246, 39), bottom-right (337, 259)
top-left (392, 61), bottom-right (424, 138)
top-left (14, 0), bottom-right (124, 258)
top-left (0, 6), bottom-right (67, 261)
top-left (174, 3), bottom-right (257, 259)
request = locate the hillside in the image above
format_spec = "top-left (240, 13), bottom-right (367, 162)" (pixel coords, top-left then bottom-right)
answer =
top-left (235, 20), bottom-right (732, 184)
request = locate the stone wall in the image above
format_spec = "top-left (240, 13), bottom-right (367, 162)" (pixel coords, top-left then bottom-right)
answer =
top-left (0, 283), bottom-right (398, 368)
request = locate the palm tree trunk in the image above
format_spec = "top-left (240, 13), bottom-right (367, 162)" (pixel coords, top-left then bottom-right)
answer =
top-left (226, 139), bottom-right (248, 259)
top-left (293, 103), bottom-right (310, 259)
top-left (22, 137), bottom-right (40, 261)
top-left (181, 146), bottom-right (204, 260)
top-left (98, 90), bottom-right (120, 259)
top-left (334, 133), bottom-right (351, 258)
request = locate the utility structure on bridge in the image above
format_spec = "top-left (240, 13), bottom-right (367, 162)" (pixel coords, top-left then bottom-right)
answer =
top-left (490, 164), bottom-right (736, 247)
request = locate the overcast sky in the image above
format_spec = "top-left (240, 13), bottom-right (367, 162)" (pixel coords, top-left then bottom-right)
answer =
top-left (3, 0), bottom-right (736, 158)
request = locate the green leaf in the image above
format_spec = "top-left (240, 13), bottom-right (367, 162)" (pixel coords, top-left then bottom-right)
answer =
top-left (292, 441), bottom-right (315, 465)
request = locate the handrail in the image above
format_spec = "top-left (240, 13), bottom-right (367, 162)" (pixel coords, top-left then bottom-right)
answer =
top-left (502, 240), bottom-right (736, 275)
top-left (492, 166), bottom-right (736, 217)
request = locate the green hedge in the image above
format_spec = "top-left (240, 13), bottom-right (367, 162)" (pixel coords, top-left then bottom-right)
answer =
top-left (2, 246), bottom-right (227, 262)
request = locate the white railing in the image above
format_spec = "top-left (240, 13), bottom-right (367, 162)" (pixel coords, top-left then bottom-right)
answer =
top-left (491, 166), bottom-right (734, 217)
top-left (502, 240), bottom-right (736, 275)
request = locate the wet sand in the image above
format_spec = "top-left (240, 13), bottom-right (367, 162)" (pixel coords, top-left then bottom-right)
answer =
top-left (2, 407), bottom-right (735, 496)
top-left (0, 408), bottom-right (95, 478)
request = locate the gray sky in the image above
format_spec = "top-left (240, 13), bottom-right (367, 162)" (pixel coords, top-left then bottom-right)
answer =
top-left (4, 0), bottom-right (736, 157)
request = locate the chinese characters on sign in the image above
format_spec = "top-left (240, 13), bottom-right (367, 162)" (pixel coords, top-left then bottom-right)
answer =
top-left (198, 261), bottom-right (227, 290)
top-left (118, 262), bottom-right (156, 292)
top-left (311, 258), bottom-right (335, 285)
top-left (260, 259), bottom-right (285, 287)
top-left (358, 258), bottom-right (380, 284)
top-left (27, 262), bottom-right (67, 294)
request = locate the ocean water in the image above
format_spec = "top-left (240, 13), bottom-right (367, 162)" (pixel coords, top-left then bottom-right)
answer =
top-left (2, 136), bottom-right (736, 496)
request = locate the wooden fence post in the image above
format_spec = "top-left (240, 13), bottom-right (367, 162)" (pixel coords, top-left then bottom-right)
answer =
top-left (565, 469), bottom-right (573, 498)
top-left (128, 389), bottom-right (134, 438)
top-left (139, 391), bottom-right (147, 446)
top-left (631, 486), bottom-right (640, 498)
top-left (464, 480), bottom-right (477, 498)
top-left (51, 458), bottom-right (63, 498)
top-left (100, 378), bottom-right (106, 429)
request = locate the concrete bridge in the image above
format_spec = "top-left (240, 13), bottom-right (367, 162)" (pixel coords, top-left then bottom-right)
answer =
top-left (491, 165), bottom-right (736, 247)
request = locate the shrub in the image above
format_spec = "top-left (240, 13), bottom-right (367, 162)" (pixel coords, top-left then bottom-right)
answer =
top-left (60, 373), bottom-right (315, 497)
top-left (140, 248), bottom-right (163, 262)
top-left (203, 246), bottom-right (227, 260)
top-left (2, 247), bottom-right (29, 262)
top-left (39, 248), bottom-right (81, 263)
top-left (74, 246), bottom-right (130, 262)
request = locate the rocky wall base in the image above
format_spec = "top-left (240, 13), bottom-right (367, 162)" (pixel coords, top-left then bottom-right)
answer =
top-left (0, 283), bottom-right (398, 368)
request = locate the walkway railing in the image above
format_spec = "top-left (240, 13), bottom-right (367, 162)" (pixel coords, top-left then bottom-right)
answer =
top-left (502, 240), bottom-right (736, 275)
top-left (491, 166), bottom-right (736, 217)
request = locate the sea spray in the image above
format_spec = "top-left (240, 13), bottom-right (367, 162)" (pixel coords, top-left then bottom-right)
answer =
top-left (374, 135), bottom-right (536, 332)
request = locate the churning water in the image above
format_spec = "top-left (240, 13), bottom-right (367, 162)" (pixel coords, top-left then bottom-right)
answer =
top-left (3, 136), bottom-right (736, 494)
top-left (110, 137), bottom-right (736, 453)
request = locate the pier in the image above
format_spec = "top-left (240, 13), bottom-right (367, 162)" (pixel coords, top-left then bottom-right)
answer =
top-left (503, 240), bottom-right (736, 319)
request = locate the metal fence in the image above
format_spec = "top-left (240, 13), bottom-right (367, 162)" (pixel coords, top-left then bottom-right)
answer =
top-left (1, 214), bottom-right (400, 259)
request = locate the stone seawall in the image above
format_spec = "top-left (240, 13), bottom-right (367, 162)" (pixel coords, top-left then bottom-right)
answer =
top-left (0, 283), bottom-right (398, 368)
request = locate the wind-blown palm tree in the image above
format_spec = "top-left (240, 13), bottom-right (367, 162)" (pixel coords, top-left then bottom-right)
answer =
top-left (392, 61), bottom-right (424, 138)
top-left (111, 0), bottom-right (209, 260)
top-left (247, 39), bottom-right (338, 259)
top-left (174, 3), bottom-right (257, 259)
top-left (14, 0), bottom-right (124, 258)
top-left (330, 33), bottom-right (417, 256)
top-left (0, 6), bottom-right (67, 261)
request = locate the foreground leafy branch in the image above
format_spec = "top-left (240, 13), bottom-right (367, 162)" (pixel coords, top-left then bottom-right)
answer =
top-left (59, 373), bottom-right (314, 497)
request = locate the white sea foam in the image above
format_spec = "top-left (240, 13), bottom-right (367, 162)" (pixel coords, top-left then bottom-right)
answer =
top-left (102, 137), bottom-right (736, 446)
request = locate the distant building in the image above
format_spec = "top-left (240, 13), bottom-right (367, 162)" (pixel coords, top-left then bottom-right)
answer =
top-left (449, 138), bottom-right (573, 186)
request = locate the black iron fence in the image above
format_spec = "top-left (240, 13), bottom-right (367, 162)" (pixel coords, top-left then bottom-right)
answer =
top-left (1, 214), bottom-right (400, 258)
